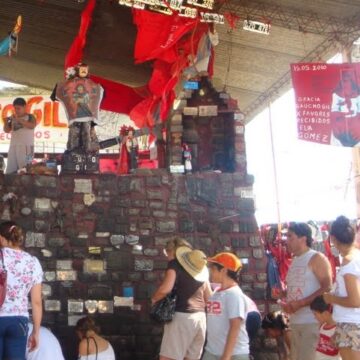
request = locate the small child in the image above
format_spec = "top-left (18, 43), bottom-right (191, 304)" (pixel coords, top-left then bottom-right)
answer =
top-left (262, 311), bottom-right (290, 360)
top-left (310, 295), bottom-right (340, 360)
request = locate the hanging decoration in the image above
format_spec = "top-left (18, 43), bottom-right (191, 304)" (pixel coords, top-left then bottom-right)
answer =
top-left (291, 62), bottom-right (360, 147)
top-left (64, 0), bottom-right (216, 129)
top-left (261, 224), bottom-right (291, 291)
top-left (118, 0), bottom-right (225, 23)
top-left (243, 19), bottom-right (271, 35)
top-left (129, 9), bottom-right (212, 127)
top-left (64, 0), bottom-right (147, 119)
top-left (0, 15), bottom-right (22, 57)
top-left (65, 0), bottom-right (95, 70)
top-left (223, 12), bottom-right (240, 30)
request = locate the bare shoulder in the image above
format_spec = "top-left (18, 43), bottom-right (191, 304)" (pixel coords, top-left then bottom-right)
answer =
top-left (78, 339), bottom-right (88, 355)
top-left (310, 251), bottom-right (329, 265)
top-left (309, 252), bottom-right (331, 280)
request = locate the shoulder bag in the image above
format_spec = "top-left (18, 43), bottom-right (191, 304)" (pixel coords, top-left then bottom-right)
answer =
top-left (150, 290), bottom-right (177, 324)
top-left (0, 249), bottom-right (7, 307)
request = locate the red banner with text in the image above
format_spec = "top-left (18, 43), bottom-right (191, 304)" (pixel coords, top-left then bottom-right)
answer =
top-left (291, 63), bottom-right (360, 147)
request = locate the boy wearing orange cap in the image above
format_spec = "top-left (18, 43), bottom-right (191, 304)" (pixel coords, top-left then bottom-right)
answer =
top-left (203, 252), bottom-right (250, 360)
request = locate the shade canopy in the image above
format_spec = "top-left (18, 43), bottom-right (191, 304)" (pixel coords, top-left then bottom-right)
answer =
top-left (0, 0), bottom-right (360, 122)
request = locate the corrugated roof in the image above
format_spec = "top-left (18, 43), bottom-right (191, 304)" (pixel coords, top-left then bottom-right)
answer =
top-left (0, 0), bottom-right (360, 122)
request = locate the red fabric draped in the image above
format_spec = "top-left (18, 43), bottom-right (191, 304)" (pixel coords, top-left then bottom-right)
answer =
top-left (64, 4), bottom-right (213, 127)
top-left (64, 0), bottom-right (146, 117)
top-left (65, 0), bottom-right (96, 69)
top-left (90, 75), bottom-right (145, 115)
top-left (117, 143), bottom-right (129, 174)
top-left (132, 10), bottom-right (200, 64)
top-left (130, 10), bottom-right (209, 126)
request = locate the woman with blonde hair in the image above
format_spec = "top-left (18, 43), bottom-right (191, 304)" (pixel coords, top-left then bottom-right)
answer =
top-left (76, 316), bottom-right (115, 360)
top-left (152, 237), bottom-right (211, 360)
top-left (0, 221), bottom-right (43, 359)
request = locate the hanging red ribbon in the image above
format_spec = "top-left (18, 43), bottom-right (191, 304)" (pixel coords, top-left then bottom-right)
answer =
top-left (65, 0), bottom-right (96, 69)
top-left (224, 12), bottom-right (240, 30)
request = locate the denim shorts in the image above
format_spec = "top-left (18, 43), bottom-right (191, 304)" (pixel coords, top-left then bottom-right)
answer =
top-left (0, 316), bottom-right (29, 360)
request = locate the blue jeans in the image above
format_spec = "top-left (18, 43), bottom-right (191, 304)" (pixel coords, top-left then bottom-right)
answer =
top-left (0, 316), bottom-right (29, 360)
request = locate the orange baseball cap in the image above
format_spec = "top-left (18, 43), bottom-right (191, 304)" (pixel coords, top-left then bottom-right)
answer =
top-left (207, 252), bottom-right (242, 272)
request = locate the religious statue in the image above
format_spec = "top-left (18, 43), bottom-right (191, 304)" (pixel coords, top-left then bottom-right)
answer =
top-left (51, 63), bottom-right (104, 172)
top-left (118, 126), bottom-right (139, 174)
top-left (183, 143), bottom-right (192, 173)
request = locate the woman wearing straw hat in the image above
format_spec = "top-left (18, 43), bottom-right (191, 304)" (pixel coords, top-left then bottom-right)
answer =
top-left (152, 238), bottom-right (211, 360)
top-left (204, 252), bottom-right (250, 360)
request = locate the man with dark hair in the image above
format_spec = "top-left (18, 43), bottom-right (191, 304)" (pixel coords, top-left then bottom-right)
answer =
top-left (4, 97), bottom-right (37, 174)
top-left (204, 252), bottom-right (249, 360)
top-left (279, 223), bottom-right (332, 360)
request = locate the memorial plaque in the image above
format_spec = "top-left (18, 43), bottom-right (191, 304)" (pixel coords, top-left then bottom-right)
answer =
top-left (45, 300), bottom-right (61, 312)
top-left (234, 187), bottom-right (254, 198)
top-left (83, 259), bottom-right (105, 274)
top-left (235, 125), bottom-right (245, 135)
top-left (44, 271), bottom-right (56, 282)
top-left (84, 193), bottom-right (96, 206)
top-left (34, 198), bottom-right (51, 211)
top-left (74, 179), bottom-right (92, 193)
top-left (85, 300), bottom-right (98, 314)
top-left (88, 247), bottom-right (101, 255)
top-left (183, 107), bottom-right (198, 116)
top-left (57, 270), bottom-right (77, 281)
top-left (125, 235), bottom-right (139, 245)
top-left (68, 300), bottom-right (84, 313)
top-left (41, 249), bottom-right (52, 257)
top-left (198, 105), bottom-right (218, 116)
top-left (110, 235), bottom-right (125, 246)
top-left (95, 232), bottom-right (110, 238)
top-left (134, 259), bottom-right (154, 271)
top-left (68, 315), bottom-right (83, 326)
top-left (114, 296), bottom-right (134, 307)
top-left (25, 232), bottom-right (46, 248)
top-left (42, 284), bottom-right (52, 297)
top-left (98, 301), bottom-right (114, 314)
top-left (56, 260), bottom-right (73, 270)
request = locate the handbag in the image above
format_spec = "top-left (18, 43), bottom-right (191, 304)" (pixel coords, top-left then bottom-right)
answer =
top-left (150, 291), bottom-right (177, 324)
top-left (0, 249), bottom-right (7, 307)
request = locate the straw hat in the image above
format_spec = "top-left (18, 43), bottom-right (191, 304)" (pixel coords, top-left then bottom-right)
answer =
top-left (175, 246), bottom-right (209, 282)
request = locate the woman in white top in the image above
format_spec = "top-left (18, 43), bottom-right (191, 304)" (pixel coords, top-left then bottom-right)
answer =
top-left (76, 316), bottom-right (115, 360)
top-left (324, 216), bottom-right (360, 360)
top-left (26, 323), bottom-right (65, 360)
top-left (0, 221), bottom-right (43, 359)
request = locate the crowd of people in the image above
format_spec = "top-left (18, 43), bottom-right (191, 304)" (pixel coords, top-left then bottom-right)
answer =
top-left (264, 216), bottom-right (360, 360)
top-left (152, 216), bottom-right (360, 360)
top-left (0, 215), bottom-right (359, 360)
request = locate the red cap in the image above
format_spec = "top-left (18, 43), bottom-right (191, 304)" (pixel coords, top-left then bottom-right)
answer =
top-left (207, 252), bottom-right (242, 272)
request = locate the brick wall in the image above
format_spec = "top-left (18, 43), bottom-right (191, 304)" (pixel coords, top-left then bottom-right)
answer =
top-left (0, 170), bottom-right (267, 359)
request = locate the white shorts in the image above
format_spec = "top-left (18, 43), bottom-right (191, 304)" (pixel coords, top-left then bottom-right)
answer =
top-left (160, 311), bottom-right (206, 360)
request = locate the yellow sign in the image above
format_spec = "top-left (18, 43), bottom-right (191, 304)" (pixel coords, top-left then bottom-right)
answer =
top-left (0, 95), bottom-right (68, 152)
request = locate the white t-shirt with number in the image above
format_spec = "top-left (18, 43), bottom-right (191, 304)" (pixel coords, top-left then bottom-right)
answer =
top-left (0, 247), bottom-right (43, 317)
top-left (205, 285), bottom-right (249, 356)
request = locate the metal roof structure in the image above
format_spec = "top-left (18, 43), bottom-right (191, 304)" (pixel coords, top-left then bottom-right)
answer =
top-left (1, 0), bottom-right (360, 122)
